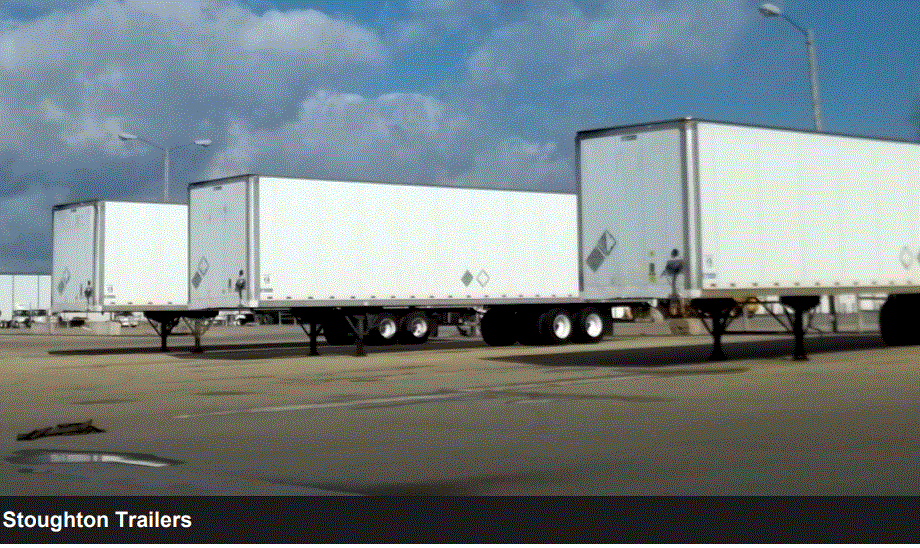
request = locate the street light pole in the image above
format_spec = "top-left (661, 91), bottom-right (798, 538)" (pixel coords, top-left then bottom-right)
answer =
top-left (805, 28), bottom-right (823, 132)
top-left (759, 3), bottom-right (823, 132)
top-left (164, 147), bottom-right (170, 203)
top-left (118, 133), bottom-right (211, 202)
top-left (760, 3), bottom-right (836, 332)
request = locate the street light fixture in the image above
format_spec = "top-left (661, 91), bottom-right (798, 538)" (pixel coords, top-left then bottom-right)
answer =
top-left (118, 132), bottom-right (212, 202)
top-left (759, 3), bottom-right (823, 131)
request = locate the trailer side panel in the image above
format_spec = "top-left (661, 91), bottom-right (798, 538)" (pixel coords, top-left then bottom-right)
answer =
top-left (101, 201), bottom-right (187, 307)
top-left (695, 121), bottom-right (920, 294)
top-left (189, 176), bottom-right (578, 309)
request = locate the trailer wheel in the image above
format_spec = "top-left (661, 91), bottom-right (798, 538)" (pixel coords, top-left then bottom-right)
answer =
top-left (322, 315), bottom-right (356, 345)
top-left (572, 306), bottom-right (606, 343)
top-left (399, 311), bottom-right (432, 344)
top-left (880, 295), bottom-right (914, 346)
top-left (515, 309), bottom-right (545, 345)
top-left (539, 308), bottom-right (573, 344)
top-left (368, 312), bottom-right (399, 345)
top-left (480, 309), bottom-right (517, 346)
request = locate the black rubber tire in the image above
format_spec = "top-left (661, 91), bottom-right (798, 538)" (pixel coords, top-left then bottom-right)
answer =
top-left (480, 309), bottom-right (517, 346)
top-left (516, 309), bottom-right (544, 345)
top-left (538, 308), bottom-right (574, 345)
top-left (398, 311), bottom-right (432, 345)
top-left (368, 312), bottom-right (399, 345)
top-left (572, 306), bottom-right (607, 343)
top-left (880, 295), bottom-right (913, 346)
top-left (322, 315), bottom-right (356, 345)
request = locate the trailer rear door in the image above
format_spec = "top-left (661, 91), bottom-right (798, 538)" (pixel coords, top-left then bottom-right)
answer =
top-left (52, 203), bottom-right (99, 312)
top-left (189, 178), bottom-right (251, 309)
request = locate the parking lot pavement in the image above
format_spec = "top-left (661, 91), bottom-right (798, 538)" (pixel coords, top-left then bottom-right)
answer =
top-left (1, 325), bottom-right (918, 495)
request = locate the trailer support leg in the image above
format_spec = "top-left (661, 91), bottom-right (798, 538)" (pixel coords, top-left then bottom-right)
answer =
top-left (182, 313), bottom-right (217, 354)
top-left (145, 313), bottom-right (181, 352)
top-left (691, 298), bottom-right (740, 362)
top-left (192, 323), bottom-right (203, 354)
top-left (309, 323), bottom-right (319, 356)
top-left (780, 296), bottom-right (821, 361)
top-left (298, 316), bottom-right (319, 356)
top-left (342, 313), bottom-right (369, 357)
top-left (292, 310), bottom-right (321, 356)
top-left (355, 315), bottom-right (366, 357)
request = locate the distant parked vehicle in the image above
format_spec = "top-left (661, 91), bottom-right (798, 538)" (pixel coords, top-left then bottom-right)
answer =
top-left (234, 313), bottom-right (256, 326)
top-left (116, 312), bottom-right (139, 328)
top-left (11, 309), bottom-right (48, 328)
top-left (1, 274), bottom-right (51, 328)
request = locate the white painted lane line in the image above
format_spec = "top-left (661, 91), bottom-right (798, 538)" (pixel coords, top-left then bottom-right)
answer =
top-left (174, 373), bottom-right (654, 419)
top-left (178, 339), bottom-right (461, 355)
top-left (175, 391), bottom-right (471, 419)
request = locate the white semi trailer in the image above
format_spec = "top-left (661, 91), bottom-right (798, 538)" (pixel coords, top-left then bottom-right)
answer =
top-left (578, 118), bottom-right (920, 358)
top-left (187, 175), bottom-right (605, 354)
top-left (0, 273), bottom-right (50, 327)
top-left (51, 200), bottom-right (211, 347)
top-left (185, 118), bottom-right (919, 360)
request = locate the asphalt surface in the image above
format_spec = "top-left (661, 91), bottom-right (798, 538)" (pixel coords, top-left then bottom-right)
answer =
top-left (1, 317), bottom-right (918, 495)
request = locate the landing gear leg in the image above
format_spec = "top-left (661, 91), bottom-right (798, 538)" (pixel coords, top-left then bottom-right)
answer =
top-left (182, 315), bottom-right (216, 354)
top-left (691, 298), bottom-right (740, 362)
top-left (292, 309), bottom-right (322, 356)
top-left (344, 313), bottom-right (369, 357)
top-left (145, 313), bottom-right (181, 351)
top-left (780, 296), bottom-right (821, 361)
top-left (355, 315), bottom-right (366, 357)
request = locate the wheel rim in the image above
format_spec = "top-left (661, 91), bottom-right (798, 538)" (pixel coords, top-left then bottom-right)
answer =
top-left (379, 317), bottom-right (398, 339)
top-left (409, 318), bottom-right (428, 338)
top-left (583, 313), bottom-right (603, 338)
top-left (553, 313), bottom-right (573, 339)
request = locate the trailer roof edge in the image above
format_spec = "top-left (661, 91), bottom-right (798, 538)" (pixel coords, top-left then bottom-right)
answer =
top-left (576, 118), bottom-right (920, 146)
top-left (186, 173), bottom-right (574, 195)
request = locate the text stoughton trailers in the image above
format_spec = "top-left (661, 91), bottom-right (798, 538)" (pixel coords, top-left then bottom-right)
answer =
top-left (51, 200), bottom-right (199, 347)
top-left (187, 175), bottom-right (610, 353)
top-left (577, 118), bottom-right (920, 358)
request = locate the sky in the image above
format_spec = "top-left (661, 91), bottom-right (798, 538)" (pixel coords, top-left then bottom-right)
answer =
top-left (0, 0), bottom-right (918, 272)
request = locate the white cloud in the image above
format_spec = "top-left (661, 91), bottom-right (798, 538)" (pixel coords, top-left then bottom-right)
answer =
top-left (204, 118), bottom-right (258, 178)
top-left (441, 137), bottom-right (571, 190)
top-left (467, 0), bottom-right (752, 89)
top-left (202, 89), bottom-right (572, 191)
top-left (241, 8), bottom-right (386, 67)
top-left (0, 0), bottom-right (388, 159)
top-left (386, 0), bottom-right (498, 50)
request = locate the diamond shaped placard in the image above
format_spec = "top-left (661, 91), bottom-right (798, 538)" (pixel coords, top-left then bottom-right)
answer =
top-left (57, 267), bottom-right (71, 295)
top-left (901, 246), bottom-right (912, 269)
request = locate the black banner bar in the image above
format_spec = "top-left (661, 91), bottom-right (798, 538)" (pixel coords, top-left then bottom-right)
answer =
top-left (0, 495), bottom-right (914, 543)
